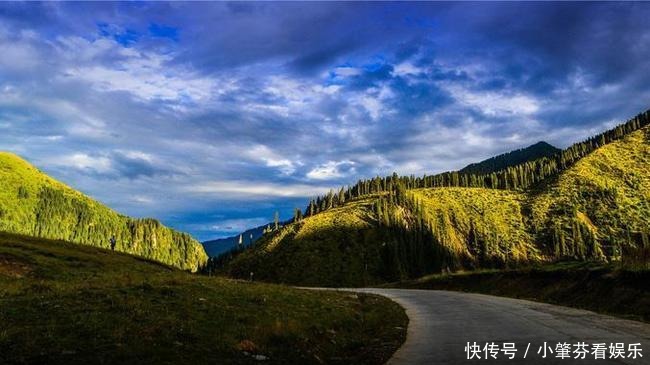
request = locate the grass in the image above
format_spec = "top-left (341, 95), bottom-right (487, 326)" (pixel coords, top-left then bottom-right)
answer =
top-left (530, 127), bottom-right (650, 243)
top-left (389, 261), bottom-right (650, 322)
top-left (410, 187), bottom-right (541, 263)
top-left (0, 232), bottom-right (407, 365)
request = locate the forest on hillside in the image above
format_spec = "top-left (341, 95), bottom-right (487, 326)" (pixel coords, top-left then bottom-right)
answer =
top-left (0, 154), bottom-right (207, 271)
top-left (212, 110), bottom-right (650, 285)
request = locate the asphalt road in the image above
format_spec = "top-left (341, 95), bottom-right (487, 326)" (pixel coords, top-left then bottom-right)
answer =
top-left (355, 289), bottom-right (650, 365)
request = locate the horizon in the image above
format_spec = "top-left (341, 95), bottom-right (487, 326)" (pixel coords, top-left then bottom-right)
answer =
top-left (1, 2), bottom-right (650, 241)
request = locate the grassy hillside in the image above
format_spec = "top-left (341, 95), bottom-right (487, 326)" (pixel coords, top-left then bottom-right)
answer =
top-left (221, 189), bottom-right (542, 286)
top-left (410, 188), bottom-right (541, 266)
top-left (460, 141), bottom-right (560, 174)
top-left (0, 152), bottom-right (207, 271)
top-left (0, 232), bottom-right (406, 365)
top-left (530, 127), bottom-right (650, 264)
top-left (221, 198), bottom-right (384, 287)
top-left (220, 124), bottom-right (650, 286)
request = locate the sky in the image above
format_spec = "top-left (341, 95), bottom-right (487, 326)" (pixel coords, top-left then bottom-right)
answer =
top-left (1, 2), bottom-right (649, 241)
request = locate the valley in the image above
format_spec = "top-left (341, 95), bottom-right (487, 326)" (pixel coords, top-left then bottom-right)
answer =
top-left (2, 3), bottom-right (650, 364)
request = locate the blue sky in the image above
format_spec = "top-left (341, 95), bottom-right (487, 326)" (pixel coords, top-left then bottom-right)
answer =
top-left (1, 2), bottom-right (649, 241)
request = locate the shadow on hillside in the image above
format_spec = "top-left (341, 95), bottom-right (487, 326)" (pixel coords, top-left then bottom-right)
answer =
top-left (219, 223), bottom-right (466, 288)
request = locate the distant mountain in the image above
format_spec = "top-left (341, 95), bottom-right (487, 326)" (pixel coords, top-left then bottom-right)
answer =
top-left (202, 224), bottom-right (266, 257)
top-left (0, 152), bottom-right (208, 271)
top-left (460, 141), bottom-right (560, 175)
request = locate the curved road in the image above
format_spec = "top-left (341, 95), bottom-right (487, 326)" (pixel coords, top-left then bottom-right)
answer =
top-left (355, 289), bottom-right (650, 365)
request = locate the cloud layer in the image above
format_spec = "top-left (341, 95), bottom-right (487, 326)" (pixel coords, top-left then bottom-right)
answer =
top-left (1, 2), bottom-right (649, 240)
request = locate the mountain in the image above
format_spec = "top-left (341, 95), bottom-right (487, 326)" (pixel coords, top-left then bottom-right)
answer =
top-left (217, 110), bottom-right (650, 286)
top-left (459, 141), bottom-right (560, 175)
top-left (0, 152), bottom-right (208, 271)
top-left (202, 224), bottom-right (266, 257)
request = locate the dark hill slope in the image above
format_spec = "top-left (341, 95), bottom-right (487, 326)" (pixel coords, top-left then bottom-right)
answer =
top-left (0, 232), bottom-right (406, 364)
top-left (221, 199), bottom-right (384, 287)
top-left (0, 152), bottom-right (207, 271)
top-left (460, 141), bottom-right (560, 175)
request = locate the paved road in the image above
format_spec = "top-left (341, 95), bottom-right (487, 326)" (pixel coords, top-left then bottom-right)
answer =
top-left (355, 289), bottom-right (650, 365)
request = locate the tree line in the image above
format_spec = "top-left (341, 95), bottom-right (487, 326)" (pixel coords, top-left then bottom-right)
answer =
top-left (304, 110), bottom-right (650, 216)
top-left (2, 185), bottom-right (206, 271)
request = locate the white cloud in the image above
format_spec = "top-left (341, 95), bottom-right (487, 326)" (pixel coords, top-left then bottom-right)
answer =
top-left (186, 180), bottom-right (330, 199)
top-left (0, 41), bottom-right (40, 71)
top-left (359, 96), bottom-right (382, 120)
top-left (393, 62), bottom-right (421, 77)
top-left (54, 35), bottom-right (118, 63)
top-left (131, 195), bottom-right (154, 204)
top-left (313, 84), bottom-right (342, 95)
top-left (247, 145), bottom-right (297, 175)
top-left (333, 66), bottom-right (361, 77)
top-left (306, 160), bottom-right (355, 180)
top-left (49, 35), bottom-right (221, 105)
top-left (43, 135), bottom-right (64, 141)
top-left (443, 84), bottom-right (540, 116)
top-left (352, 85), bottom-right (395, 121)
top-left (67, 62), bottom-right (215, 103)
top-left (263, 76), bottom-right (305, 102)
top-left (55, 153), bottom-right (112, 173)
top-left (0, 87), bottom-right (111, 140)
top-left (117, 150), bottom-right (154, 162)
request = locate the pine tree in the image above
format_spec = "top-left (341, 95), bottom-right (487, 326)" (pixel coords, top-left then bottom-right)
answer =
top-left (294, 207), bottom-right (303, 222)
top-left (308, 200), bottom-right (316, 216)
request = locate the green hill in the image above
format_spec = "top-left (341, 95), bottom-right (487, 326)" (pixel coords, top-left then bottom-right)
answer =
top-left (0, 232), bottom-right (406, 364)
top-left (0, 152), bottom-right (207, 271)
top-left (220, 188), bottom-right (543, 286)
top-left (529, 126), bottom-right (650, 263)
top-left (460, 141), bottom-right (560, 175)
top-left (409, 188), bottom-right (540, 265)
top-left (221, 198), bottom-right (383, 287)
top-left (219, 111), bottom-right (650, 286)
